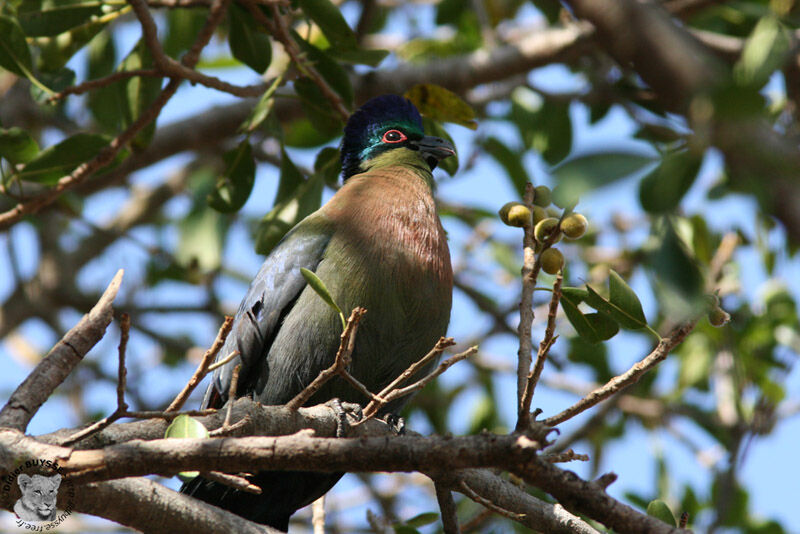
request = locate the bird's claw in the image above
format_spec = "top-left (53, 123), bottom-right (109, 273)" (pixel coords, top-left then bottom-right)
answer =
top-left (326, 398), bottom-right (363, 437)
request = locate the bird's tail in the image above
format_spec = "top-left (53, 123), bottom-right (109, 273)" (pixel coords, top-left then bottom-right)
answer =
top-left (180, 470), bottom-right (343, 532)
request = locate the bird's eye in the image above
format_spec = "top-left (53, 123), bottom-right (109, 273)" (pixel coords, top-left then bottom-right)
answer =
top-left (381, 129), bottom-right (407, 143)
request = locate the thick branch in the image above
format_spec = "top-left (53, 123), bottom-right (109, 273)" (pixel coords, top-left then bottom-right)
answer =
top-left (0, 270), bottom-right (123, 431)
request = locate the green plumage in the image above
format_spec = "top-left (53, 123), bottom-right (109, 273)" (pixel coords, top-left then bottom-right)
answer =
top-left (182, 95), bottom-right (455, 531)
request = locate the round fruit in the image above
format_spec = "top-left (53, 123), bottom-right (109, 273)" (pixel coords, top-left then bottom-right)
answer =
top-left (533, 185), bottom-right (552, 207)
top-left (561, 213), bottom-right (588, 239)
top-left (532, 206), bottom-right (547, 225)
top-left (534, 217), bottom-right (562, 244)
top-left (499, 202), bottom-right (532, 227)
top-left (540, 248), bottom-right (564, 275)
top-left (708, 307), bottom-right (730, 327)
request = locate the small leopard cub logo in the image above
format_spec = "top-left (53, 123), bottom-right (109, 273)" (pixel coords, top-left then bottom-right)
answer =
top-left (14, 473), bottom-right (61, 522)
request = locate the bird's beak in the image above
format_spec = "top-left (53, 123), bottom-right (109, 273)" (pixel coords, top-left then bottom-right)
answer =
top-left (412, 136), bottom-right (456, 170)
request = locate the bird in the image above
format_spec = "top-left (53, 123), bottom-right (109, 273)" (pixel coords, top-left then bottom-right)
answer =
top-left (181, 94), bottom-right (455, 531)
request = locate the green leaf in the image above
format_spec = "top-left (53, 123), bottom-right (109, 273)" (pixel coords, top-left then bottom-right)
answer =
top-left (240, 75), bottom-right (282, 133)
top-left (584, 270), bottom-right (649, 330)
top-left (36, 12), bottom-right (110, 72)
top-left (404, 512), bottom-right (439, 528)
top-left (255, 155), bottom-right (323, 254)
top-left (294, 35), bottom-right (353, 108)
top-left (327, 47), bottom-right (389, 67)
top-left (0, 127), bottom-right (39, 164)
top-left (228, 3), bottom-right (272, 74)
top-left (207, 141), bottom-right (256, 213)
top-left (639, 149), bottom-right (703, 213)
top-left (533, 100), bottom-right (572, 165)
top-left (646, 499), bottom-right (677, 527)
top-left (164, 7), bottom-right (208, 57)
top-left (552, 150), bottom-right (656, 208)
top-left (560, 287), bottom-right (619, 343)
top-left (32, 67), bottom-right (75, 103)
top-left (648, 218), bottom-right (705, 317)
top-left (86, 30), bottom-right (119, 131)
top-left (119, 40), bottom-right (163, 149)
top-left (314, 146), bottom-right (342, 186)
top-left (483, 136), bottom-right (528, 197)
top-left (298, 0), bottom-right (357, 50)
top-left (405, 84), bottom-right (478, 129)
top-left (300, 267), bottom-right (344, 320)
top-left (422, 118), bottom-right (458, 176)
top-left (734, 15), bottom-right (791, 88)
top-left (176, 207), bottom-right (226, 273)
top-left (0, 15), bottom-right (34, 78)
top-left (165, 414), bottom-right (209, 481)
top-left (18, 0), bottom-right (103, 37)
top-left (17, 133), bottom-right (110, 184)
top-left (294, 77), bottom-right (343, 134)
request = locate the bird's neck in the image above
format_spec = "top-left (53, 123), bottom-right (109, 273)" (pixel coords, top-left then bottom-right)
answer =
top-left (358, 148), bottom-right (435, 190)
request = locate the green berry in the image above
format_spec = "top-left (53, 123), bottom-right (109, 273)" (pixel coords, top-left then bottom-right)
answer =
top-left (533, 185), bottom-right (552, 207)
top-left (532, 206), bottom-right (547, 225)
top-left (708, 307), bottom-right (730, 327)
top-left (561, 213), bottom-right (588, 239)
top-left (534, 217), bottom-right (562, 244)
top-left (540, 248), bottom-right (564, 275)
top-left (499, 202), bottom-right (532, 227)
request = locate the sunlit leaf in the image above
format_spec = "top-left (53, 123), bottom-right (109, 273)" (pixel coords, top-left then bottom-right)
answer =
top-left (300, 268), bottom-right (344, 321)
top-left (177, 207), bottom-right (226, 273)
top-left (646, 499), bottom-right (677, 527)
top-left (734, 15), bottom-right (791, 88)
top-left (165, 414), bottom-right (209, 481)
top-left (298, 0), bottom-right (357, 50)
top-left (405, 84), bottom-right (477, 129)
top-left (0, 127), bottom-right (39, 164)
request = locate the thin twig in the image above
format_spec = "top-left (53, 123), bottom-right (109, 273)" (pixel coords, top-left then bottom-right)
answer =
top-left (60, 312), bottom-right (132, 447)
top-left (166, 316), bottom-right (234, 412)
top-left (207, 350), bottom-right (240, 372)
top-left (459, 481), bottom-right (526, 522)
top-left (201, 471), bottom-right (262, 494)
top-left (543, 321), bottom-right (697, 426)
top-left (517, 272), bottom-right (562, 430)
top-left (223, 364), bottom-right (241, 428)
top-left (0, 270), bottom-right (124, 431)
top-left (208, 415), bottom-right (250, 437)
top-left (360, 346), bottom-right (477, 422)
top-left (243, 0), bottom-right (351, 120)
top-left (516, 184), bottom-right (538, 418)
top-left (360, 337), bottom-right (456, 419)
top-left (285, 308), bottom-right (367, 410)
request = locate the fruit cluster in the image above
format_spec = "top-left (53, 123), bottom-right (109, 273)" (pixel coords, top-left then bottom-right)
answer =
top-left (498, 185), bottom-right (588, 275)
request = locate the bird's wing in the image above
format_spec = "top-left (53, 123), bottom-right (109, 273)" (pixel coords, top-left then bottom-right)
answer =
top-left (202, 219), bottom-right (332, 409)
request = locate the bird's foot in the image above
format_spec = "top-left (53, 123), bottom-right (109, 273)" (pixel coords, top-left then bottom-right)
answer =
top-left (382, 413), bottom-right (406, 435)
top-left (325, 398), bottom-right (363, 438)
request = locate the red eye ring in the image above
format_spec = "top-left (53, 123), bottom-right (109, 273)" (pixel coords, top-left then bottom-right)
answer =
top-left (381, 129), bottom-right (407, 143)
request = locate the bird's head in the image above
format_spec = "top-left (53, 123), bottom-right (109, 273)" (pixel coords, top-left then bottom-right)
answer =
top-left (340, 95), bottom-right (456, 180)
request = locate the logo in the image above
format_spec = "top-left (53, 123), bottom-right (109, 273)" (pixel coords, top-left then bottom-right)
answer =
top-left (2, 459), bottom-right (74, 531)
